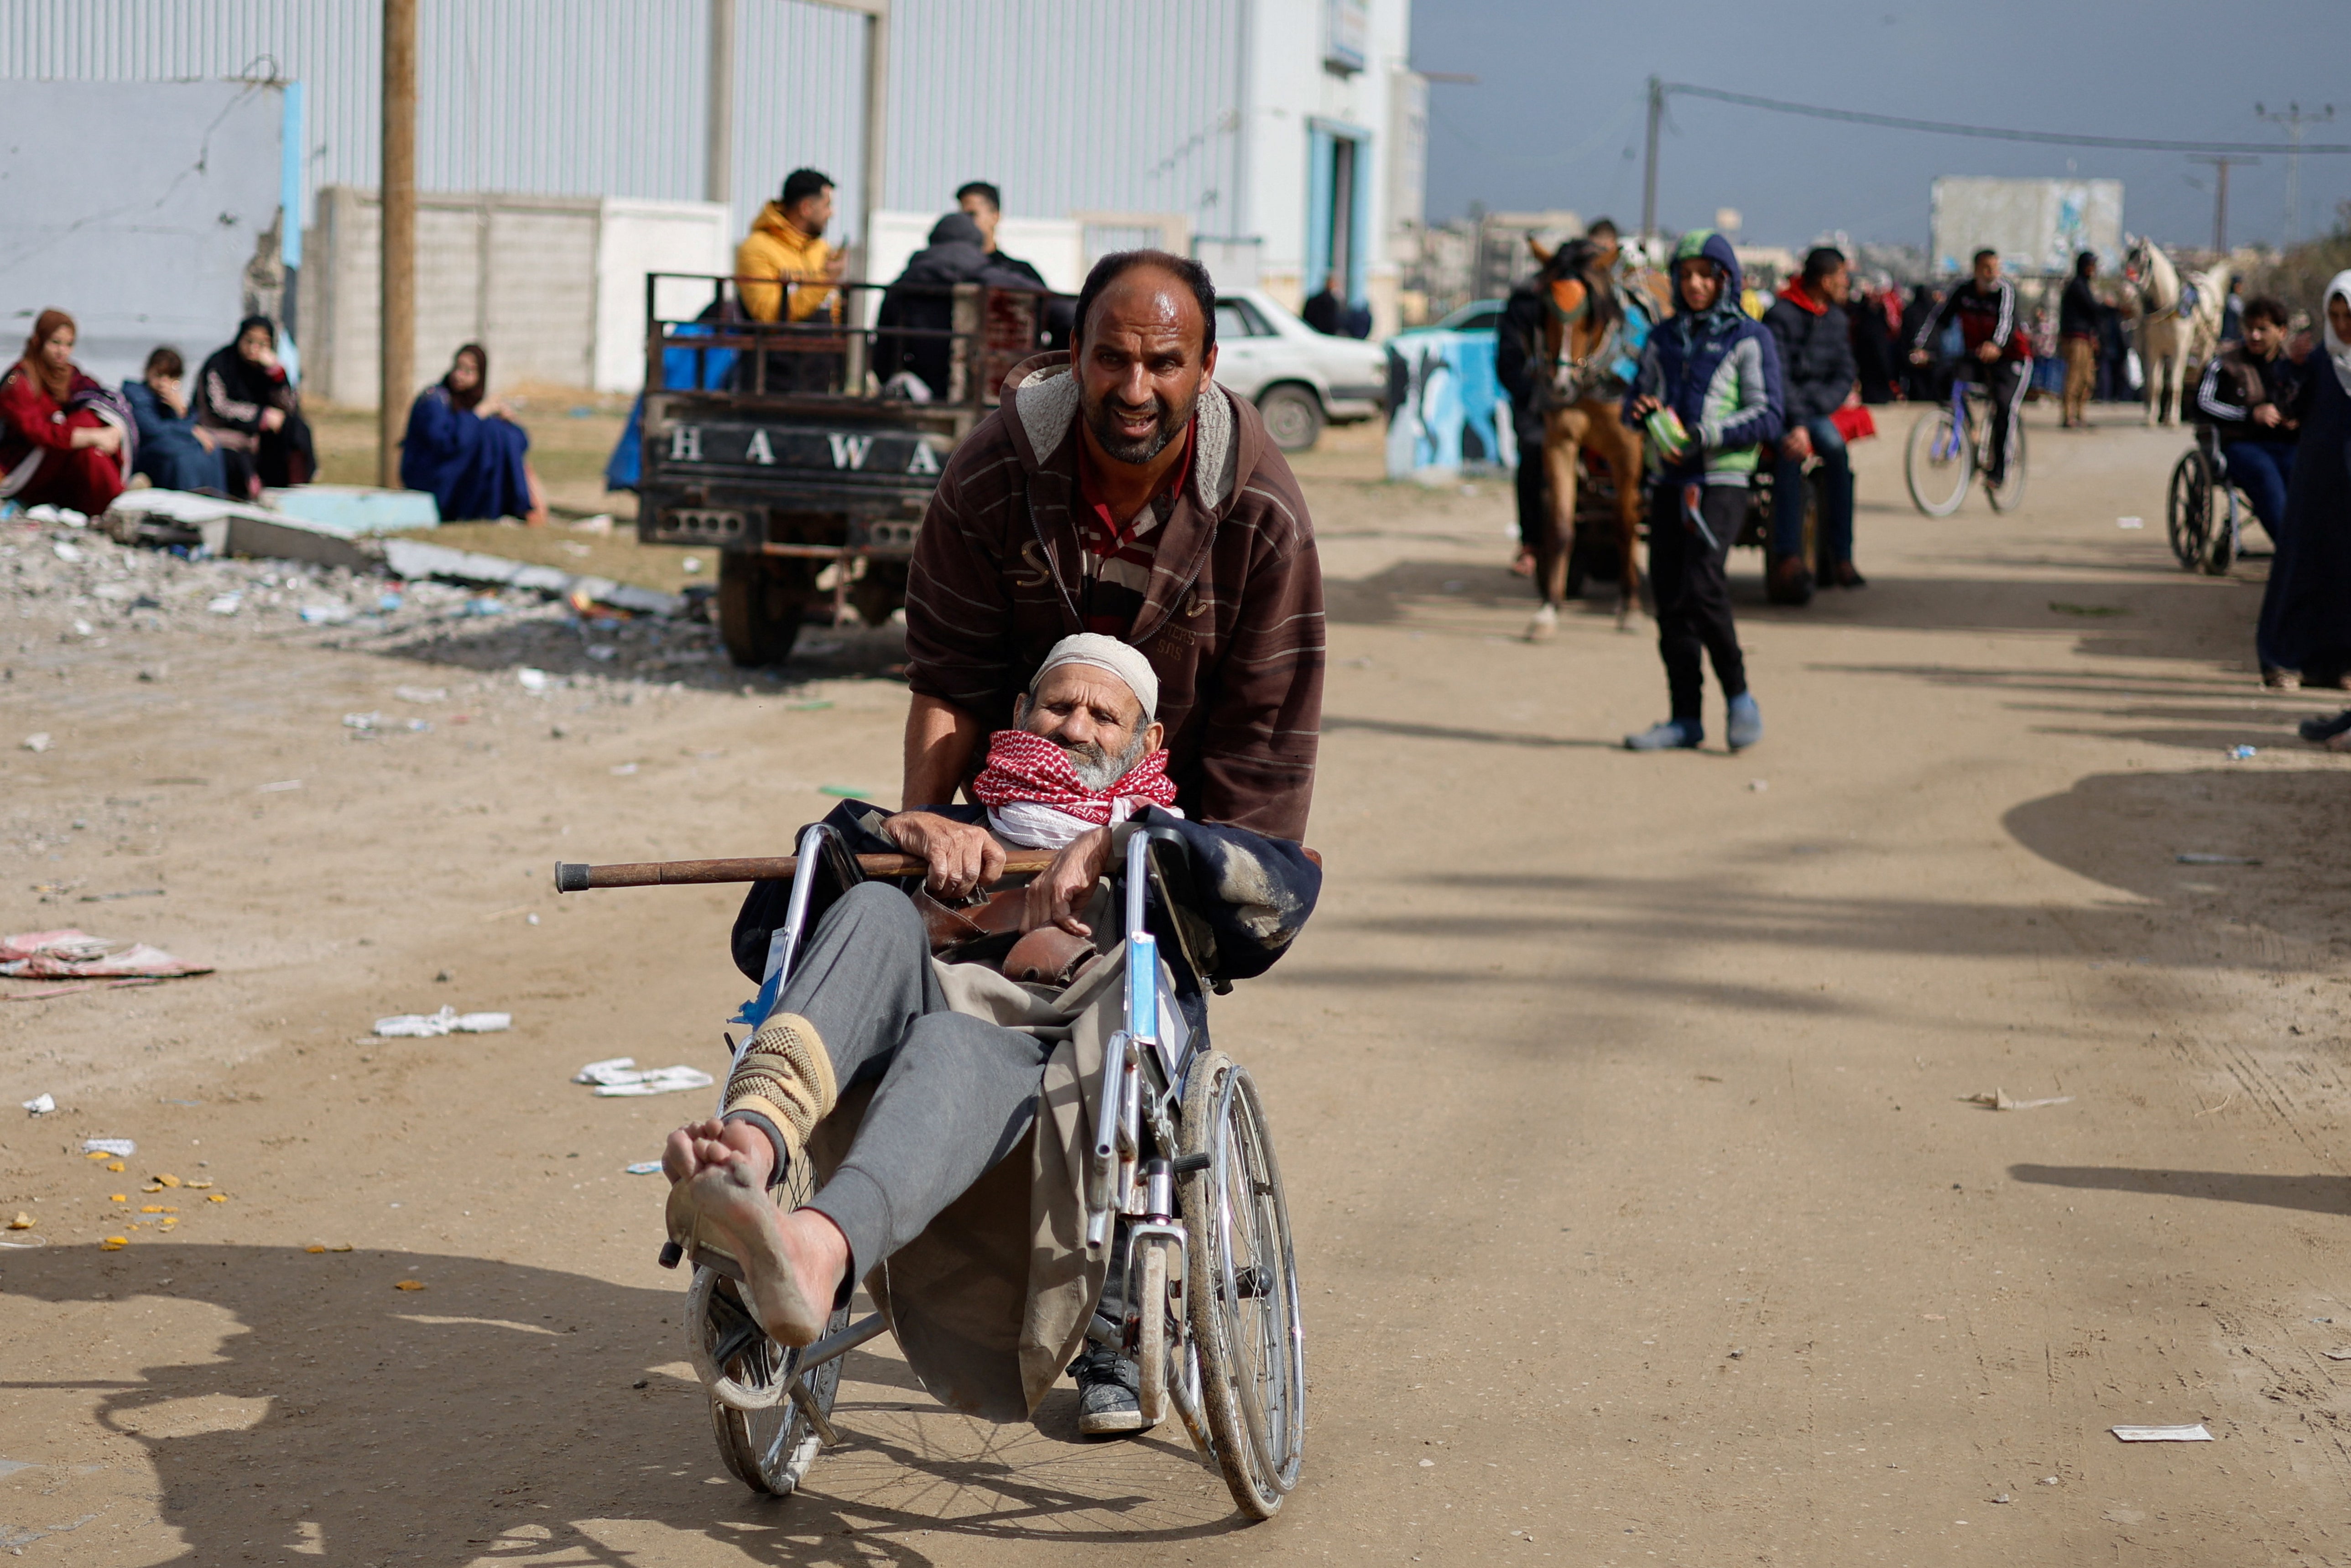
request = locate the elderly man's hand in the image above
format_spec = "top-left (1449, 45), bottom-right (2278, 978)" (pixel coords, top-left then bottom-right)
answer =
top-left (1025, 826), bottom-right (1111, 938)
top-left (881, 811), bottom-right (1005, 900)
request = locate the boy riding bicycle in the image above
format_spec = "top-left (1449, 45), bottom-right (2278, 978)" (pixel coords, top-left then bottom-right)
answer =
top-left (1910, 248), bottom-right (2031, 487)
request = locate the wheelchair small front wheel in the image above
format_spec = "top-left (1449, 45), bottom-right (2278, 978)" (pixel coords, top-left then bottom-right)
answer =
top-left (1179, 1051), bottom-right (1305, 1520)
top-left (693, 1156), bottom-right (851, 1495)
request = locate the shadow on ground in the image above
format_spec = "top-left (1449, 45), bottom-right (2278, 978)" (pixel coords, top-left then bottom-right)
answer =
top-left (0, 1243), bottom-right (1238, 1565)
top-left (2009, 1165), bottom-right (2351, 1217)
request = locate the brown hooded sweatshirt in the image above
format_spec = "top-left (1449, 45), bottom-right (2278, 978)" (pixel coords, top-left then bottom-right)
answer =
top-left (903, 352), bottom-right (1324, 841)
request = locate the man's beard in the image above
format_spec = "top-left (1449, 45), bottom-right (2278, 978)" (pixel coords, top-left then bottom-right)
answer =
top-left (1081, 381), bottom-right (1198, 465)
top-left (1057, 724), bottom-right (1151, 791)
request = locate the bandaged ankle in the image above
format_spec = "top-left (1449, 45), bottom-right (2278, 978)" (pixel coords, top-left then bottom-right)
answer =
top-left (720, 1011), bottom-right (837, 1162)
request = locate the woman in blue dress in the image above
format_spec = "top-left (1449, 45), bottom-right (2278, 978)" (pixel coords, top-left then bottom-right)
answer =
top-left (399, 344), bottom-right (547, 524)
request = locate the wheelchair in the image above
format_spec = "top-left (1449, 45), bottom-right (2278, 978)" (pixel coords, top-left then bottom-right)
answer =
top-left (2167, 423), bottom-right (2258, 576)
top-left (612, 822), bottom-right (1306, 1521)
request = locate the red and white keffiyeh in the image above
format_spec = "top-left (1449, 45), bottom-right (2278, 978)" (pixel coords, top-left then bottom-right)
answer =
top-left (971, 729), bottom-right (1181, 849)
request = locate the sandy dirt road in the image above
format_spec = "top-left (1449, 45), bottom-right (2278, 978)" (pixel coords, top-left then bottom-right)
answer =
top-left (2, 406), bottom-right (2348, 1566)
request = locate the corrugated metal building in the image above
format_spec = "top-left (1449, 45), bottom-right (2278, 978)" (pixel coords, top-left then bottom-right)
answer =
top-left (4, 0), bottom-right (1421, 391)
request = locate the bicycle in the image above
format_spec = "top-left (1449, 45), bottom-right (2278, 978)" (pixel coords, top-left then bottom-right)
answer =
top-left (1905, 370), bottom-right (2027, 516)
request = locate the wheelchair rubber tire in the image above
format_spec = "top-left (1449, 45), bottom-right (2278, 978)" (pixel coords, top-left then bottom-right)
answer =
top-left (1134, 1235), bottom-right (1173, 1429)
top-left (1179, 1051), bottom-right (1305, 1521)
top-left (2167, 451), bottom-right (2212, 572)
top-left (1905, 411), bottom-right (1971, 517)
top-left (701, 1156), bottom-right (851, 1496)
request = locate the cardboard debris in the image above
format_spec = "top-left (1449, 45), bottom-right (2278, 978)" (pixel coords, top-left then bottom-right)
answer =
top-left (381, 538), bottom-right (683, 618)
top-left (0, 930), bottom-right (213, 979)
top-left (1960, 1089), bottom-right (2075, 1111)
top-left (2111, 1424), bottom-right (2211, 1443)
top-left (573, 1057), bottom-right (715, 1097)
top-left (374, 1006), bottom-right (513, 1038)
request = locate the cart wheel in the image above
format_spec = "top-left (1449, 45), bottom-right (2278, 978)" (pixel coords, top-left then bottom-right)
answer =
top-left (1179, 1051), bottom-right (1304, 1521)
top-left (693, 1157), bottom-right (851, 1495)
top-left (1985, 421), bottom-right (2027, 513)
top-left (1132, 1234), bottom-right (1174, 1428)
top-left (1905, 410), bottom-right (1971, 516)
top-left (2166, 451), bottom-right (2210, 570)
top-left (717, 554), bottom-right (805, 667)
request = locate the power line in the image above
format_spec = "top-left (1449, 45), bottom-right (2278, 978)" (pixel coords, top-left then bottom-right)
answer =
top-left (1662, 82), bottom-right (2351, 156)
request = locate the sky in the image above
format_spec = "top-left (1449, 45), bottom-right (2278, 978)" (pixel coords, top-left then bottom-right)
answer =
top-left (1408, 0), bottom-right (2348, 255)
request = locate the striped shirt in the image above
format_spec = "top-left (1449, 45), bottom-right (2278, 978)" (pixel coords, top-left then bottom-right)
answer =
top-left (1073, 422), bottom-right (1194, 635)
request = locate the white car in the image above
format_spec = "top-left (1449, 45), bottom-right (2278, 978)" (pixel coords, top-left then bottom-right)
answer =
top-left (1210, 287), bottom-right (1389, 452)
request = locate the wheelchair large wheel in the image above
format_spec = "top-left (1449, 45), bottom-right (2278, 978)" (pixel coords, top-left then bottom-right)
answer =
top-left (2167, 450), bottom-right (2213, 570)
top-left (1905, 410), bottom-right (1971, 516)
top-left (1985, 421), bottom-right (2027, 513)
top-left (692, 1156), bottom-right (852, 1496)
top-left (1179, 1051), bottom-right (1304, 1521)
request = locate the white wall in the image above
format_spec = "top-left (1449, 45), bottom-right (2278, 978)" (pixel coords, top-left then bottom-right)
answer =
top-left (300, 188), bottom-right (730, 404)
top-left (0, 79), bottom-right (285, 389)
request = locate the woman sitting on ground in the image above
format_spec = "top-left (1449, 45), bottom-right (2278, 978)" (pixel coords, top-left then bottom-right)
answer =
top-left (196, 315), bottom-right (314, 496)
top-left (121, 348), bottom-right (228, 494)
top-left (398, 343), bottom-right (547, 524)
top-left (0, 309), bottom-right (133, 516)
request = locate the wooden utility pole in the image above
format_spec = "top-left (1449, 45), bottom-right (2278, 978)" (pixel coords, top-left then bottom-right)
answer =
top-left (1640, 76), bottom-right (1663, 244)
top-left (379, 0), bottom-right (417, 487)
top-left (2189, 155), bottom-right (2255, 255)
top-left (705, 0), bottom-right (735, 206)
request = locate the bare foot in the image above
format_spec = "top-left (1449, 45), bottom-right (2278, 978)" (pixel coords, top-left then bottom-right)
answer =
top-left (663, 1118), bottom-right (847, 1346)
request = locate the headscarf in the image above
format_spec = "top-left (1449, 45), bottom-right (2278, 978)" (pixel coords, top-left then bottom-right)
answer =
top-left (443, 343), bottom-right (488, 412)
top-left (201, 316), bottom-right (289, 426)
top-left (2324, 270), bottom-right (2351, 399)
top-left (971, 729), bottom-right (1180, 849)
top-left (18, 308), bottom-right (75, 404)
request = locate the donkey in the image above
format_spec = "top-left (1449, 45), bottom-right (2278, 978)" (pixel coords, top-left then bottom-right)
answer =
top-left (1518, 237), bottom-right (1651, 640)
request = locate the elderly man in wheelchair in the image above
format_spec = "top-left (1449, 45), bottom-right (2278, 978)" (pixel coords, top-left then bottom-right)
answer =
top-left (659, 633), bottom-right (1317, 1515)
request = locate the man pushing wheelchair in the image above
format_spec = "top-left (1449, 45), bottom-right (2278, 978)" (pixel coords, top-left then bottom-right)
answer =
top-left (659, 248), bottom-right (1325, 1453)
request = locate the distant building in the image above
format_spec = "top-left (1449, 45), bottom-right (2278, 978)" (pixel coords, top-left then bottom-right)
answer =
top-left (3, 0), bottom-right (1427, 397)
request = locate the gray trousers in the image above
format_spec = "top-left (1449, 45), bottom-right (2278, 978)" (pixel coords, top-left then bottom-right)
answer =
top-left (734, 881), bottom-right (1048, 1280)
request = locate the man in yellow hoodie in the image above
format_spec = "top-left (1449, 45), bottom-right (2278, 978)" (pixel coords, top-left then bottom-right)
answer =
top-left (738, 167), bottom-right (843, 326)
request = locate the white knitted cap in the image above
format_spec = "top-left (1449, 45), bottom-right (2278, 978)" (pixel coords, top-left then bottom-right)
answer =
top-left (1032, 633), bottom-right (1159, 723)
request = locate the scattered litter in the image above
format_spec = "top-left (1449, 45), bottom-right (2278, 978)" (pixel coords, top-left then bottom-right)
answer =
top-left (1991, 1493), bottom-right (2011, 1504)
top-left (609, 762), bottom-right (638, 776)
top-left (394, 685), bottom-right (447, 703)
top-left (574, 513), bottom-right (614, 535)
top-left (100, 1236), bottom-right (126, 1250)
top-left (585, 644), bottom-right (617, 661)
top-left (1960, 1089), bottom-right (2075, 1111)
top-left (52, 540), bottom-right (84, 563)
top-left (79, 889), bottom-right (165, 902)
top-left (2116, 516), bottom-right (2144, 529)
top-left (205, 592), bottom-right (242, 615)
top-left (2324, 1349), bottom-right (2351, 1361)
top-left (0, 930), bottom-right (212, 979)
top-left (516, 667), bottom-right (551, 693)
top-left (150, 1173), bottom-right (179, 1188)
top-left (572, 1057), bottom-right (715, 1097)
top-left (2176, 853), bottom-right (2260, 865)
top-left (1418, 1458), bottom-right (1435, 1468)
top-left (1747, 778), bottom-right (1767, 792)
top-left (2228, 745), bottom-right (2258, 761)
top-left (341, 712), bottom-right (381, 732)
top-left (406, 718), bottom-right (432, 733)
top-left (80, 1139), bottom-right (135, 1157)
top-left (19, 1094), bottom-right (52, 1115)
top-left (681, 556), bottom-right (704, 574)
top-left (2111, 1424), bottom-right (2211, 1443)
top-left (258, 779), bottom-right (302, 792)
top-left (374, 1005), bottom-right (513, 1038)
top-left (21, 733), bottom-right (49, 753)
top-left (625, 1161), bottom-right (664, 1175)
top-left (818, 784), bottom-right (875, 799)
top-left (393, 1279), bottom-right (426, 1291)
top-left (298, 603), bottom-right (353, 625)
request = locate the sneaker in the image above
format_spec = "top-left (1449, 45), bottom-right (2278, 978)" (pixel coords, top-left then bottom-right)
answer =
top-left (1624, 717), bottom-right (1703, 751)
top-left (1525, 603), bottom-right (1559, 642)
top-left (1070, 1345), bottom-right (1147, 1437)
top-left (1726, 692), bottom-right (1762, 751)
